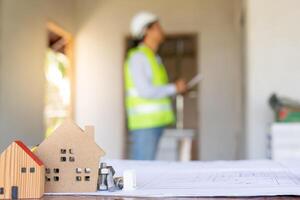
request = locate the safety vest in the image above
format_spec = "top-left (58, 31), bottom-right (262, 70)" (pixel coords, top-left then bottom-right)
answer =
top-left (125, 45), bottom-right (175, 130)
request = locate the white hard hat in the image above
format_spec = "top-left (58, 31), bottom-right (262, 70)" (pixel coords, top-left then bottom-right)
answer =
top-left (130, 11), bottom-right (158, 39)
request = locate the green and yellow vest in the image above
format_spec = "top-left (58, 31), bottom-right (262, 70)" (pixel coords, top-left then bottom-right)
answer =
top-left (125, 45), bottom-right (175, 130)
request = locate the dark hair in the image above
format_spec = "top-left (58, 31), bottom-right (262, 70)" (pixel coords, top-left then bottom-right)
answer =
top-left (128, 21), bottom-right (157, 49)
top-left (128, 38), bottom-right (144, 49)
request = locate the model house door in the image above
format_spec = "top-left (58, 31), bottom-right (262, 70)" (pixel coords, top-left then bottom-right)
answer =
top-left (11, 186), bottom-right (18, 199)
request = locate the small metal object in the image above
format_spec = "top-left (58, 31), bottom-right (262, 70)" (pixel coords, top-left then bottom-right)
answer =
top-left (98, 162), bottom-right (122, 192)
top-left (107, 166), bottom-right (115, 176)
top-left (99, 175), bottom-right (108, 191)
top-left (98, 163), bottom-right (109, 191)
top-left (114, 177), bottom-right (124, 190)
top-left (106, 168), bottom-right (116, 192)
top-left (97, 168), bottom-right (101, 189)
top-left (100, 162), bottom-right (107, 169)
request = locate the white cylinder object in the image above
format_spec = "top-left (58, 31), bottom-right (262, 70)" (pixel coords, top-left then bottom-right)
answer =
top-left (123, 170), bottom-right (137, 191)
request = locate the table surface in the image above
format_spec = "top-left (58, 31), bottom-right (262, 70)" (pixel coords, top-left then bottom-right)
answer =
top-left (41, 195), bottom-right (300, 200)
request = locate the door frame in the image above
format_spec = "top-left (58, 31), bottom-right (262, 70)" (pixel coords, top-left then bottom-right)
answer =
top-left (46, 21), bottom-right (75, 119)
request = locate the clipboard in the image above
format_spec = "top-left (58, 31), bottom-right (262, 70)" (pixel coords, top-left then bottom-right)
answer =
top-left (187, 74), bottom-right (203, 89)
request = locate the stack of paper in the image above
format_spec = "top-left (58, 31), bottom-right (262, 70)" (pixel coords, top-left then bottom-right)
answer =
top-left (271, 123), bottom-right (300, 160)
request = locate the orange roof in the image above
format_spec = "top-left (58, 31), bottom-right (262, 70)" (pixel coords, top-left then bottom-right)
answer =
top-left (15, 141), bottom-right (44, 166)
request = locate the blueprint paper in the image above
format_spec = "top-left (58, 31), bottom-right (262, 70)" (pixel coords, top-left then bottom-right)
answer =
top-left (46, 160), bottom-right (300, 197)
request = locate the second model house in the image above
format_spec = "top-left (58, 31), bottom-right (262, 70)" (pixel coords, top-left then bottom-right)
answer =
top-left (34, 120), bottom-right (105, 193)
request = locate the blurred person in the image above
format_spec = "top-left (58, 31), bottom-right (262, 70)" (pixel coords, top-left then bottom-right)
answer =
top-left (124, 11), bottom-right (187, 160)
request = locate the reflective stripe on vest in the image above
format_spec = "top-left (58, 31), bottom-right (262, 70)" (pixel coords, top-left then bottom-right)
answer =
top-left (127, 104), bottom-right (173, 116)
top-left (126, 89), bottom-right (139, 97)
top-left (124, 45), bottom-right (175, 130)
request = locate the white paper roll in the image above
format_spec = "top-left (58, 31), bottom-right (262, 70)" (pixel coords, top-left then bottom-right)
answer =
top-left (123, 169), bottom-right (137, 191)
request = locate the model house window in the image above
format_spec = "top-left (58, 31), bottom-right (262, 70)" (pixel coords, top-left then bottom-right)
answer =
top-left (85, 168), bottom-right (91, 173)
top-left (46, 168), bottom-right (51, 174)
top-left (61, 149), bottom-right (66, 154)
top-left (54, 176), bottom-right (59, 181)
top-left (60, 156), bottom-right (66, 162)
top-left (45, 176), bottom-right (51, 182)
top-left (53, 168), bottom-right (60, 173)
top-left (76, 176), bottom-right (81, 181)
top-left (76, 168), bottom-right (82, 173)
top-left (69, 149), bottom-right (73, 154)
top-left (30, 167), bottom-right (35, 173)
top-left (85, 176), bottom-right (90, 181)
top-left (0, 187), bottom-right (4, 195)
top-left (21, 167), bottom-right (26, 173)
top-left (69, 156), bottom-right (75, 162)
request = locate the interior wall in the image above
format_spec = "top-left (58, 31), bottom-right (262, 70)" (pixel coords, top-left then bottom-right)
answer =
top-left (237, 0), bottom-right (247, 159)
top-left (0, 0), bottom-right (76, 151)
top-left (0, 1), bottom-right (3, 149)
top-left (0, 1), bottom-right (2, 124)
top-left (245, 0), bottom-right (300, 158)
top-left (75, 0), bottom-right (243, 160)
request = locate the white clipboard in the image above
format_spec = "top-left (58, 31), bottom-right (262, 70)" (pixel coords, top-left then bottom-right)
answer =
top-left (187, 74), bottom-right (203, 89)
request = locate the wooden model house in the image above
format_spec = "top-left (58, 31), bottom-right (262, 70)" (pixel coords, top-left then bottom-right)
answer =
top-left (0, 141), bottom-right (45, 199)
top-left (34, 120), bottom-right (105, 193)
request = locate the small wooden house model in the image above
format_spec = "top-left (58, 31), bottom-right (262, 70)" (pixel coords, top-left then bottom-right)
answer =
top-left (0, 141), bottom-right (45, 199)
top-left (34, 120), bottom-right (105, 193)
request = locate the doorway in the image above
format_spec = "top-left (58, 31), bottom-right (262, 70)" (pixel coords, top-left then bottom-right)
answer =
top-left (158, 34), bottom-right (199, 160)
top-left (44, 22), bottom-right (74, 137)
top-left (158, 34), bottom-right (198, 130)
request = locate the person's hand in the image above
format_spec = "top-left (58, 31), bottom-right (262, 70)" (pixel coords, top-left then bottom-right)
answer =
top-left (175, 79), bottom-right (187, 94)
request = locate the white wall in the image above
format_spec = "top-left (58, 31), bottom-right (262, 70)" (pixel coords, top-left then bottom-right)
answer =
top-left (75, 0), bottom-right (243, 159)
top-left (0, 0), bottom-right (76, 151)
top-left (245, 0), bottom-right (300, 158)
